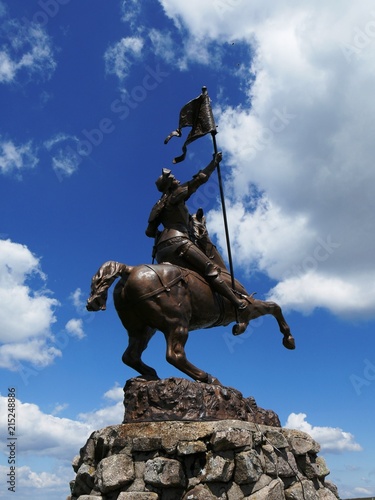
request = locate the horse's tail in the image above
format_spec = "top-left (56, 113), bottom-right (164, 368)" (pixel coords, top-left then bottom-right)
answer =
top-left (86, 261), bottom-right (132, 312)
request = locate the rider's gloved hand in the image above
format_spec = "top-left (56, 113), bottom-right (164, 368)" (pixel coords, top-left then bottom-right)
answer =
top-left (213, 151), bottom-right (222, 165)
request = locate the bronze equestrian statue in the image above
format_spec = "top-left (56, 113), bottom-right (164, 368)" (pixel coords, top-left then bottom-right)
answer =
top-left (86, 154), bottom-right (295, 385)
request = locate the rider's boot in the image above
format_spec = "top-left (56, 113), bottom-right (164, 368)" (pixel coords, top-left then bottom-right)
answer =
top-left (208, 274), bottom-right (247, 310)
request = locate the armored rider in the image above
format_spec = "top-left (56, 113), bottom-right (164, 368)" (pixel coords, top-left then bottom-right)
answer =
top-left (145, 152), bottom-right (246, 310)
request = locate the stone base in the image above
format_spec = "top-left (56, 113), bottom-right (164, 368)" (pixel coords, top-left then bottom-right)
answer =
top-left (124, 377), bottom-right (281, 427)
top-left (68, 420), bottom-right (340, 500)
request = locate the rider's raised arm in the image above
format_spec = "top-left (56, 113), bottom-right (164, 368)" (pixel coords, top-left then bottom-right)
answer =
top-left (185, 152), bottom-right (222, 198)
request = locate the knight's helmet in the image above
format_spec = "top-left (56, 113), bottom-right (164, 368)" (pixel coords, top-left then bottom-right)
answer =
top-left (155, 168), bottom-right (175, 192)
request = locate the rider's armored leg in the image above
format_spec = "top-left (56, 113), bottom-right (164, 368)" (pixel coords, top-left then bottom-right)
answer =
top-left (182, 244), bottom-right (247, 310)
top-left (205, 263), bottom-right (246, 310)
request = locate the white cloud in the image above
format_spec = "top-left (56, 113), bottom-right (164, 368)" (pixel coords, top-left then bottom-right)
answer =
top-left (285, 413), bottom-right (362, 454)
top-left (148, 27), bottom-right (227, 71)
top-left (0, 18), bottom-right (56, 84)
top-left (17, 465), bottom-right (68, 489)
top-left (0, 138), bottom-right (38, 176)
top-left (103, 383), bottom-right (123, 402)
top-left (159, 0), bottom-right (375, 317)
top-left (0, 383), bottom-right (123, 459)
top-left (267, 272), bottom-right (375, 316)
top-left (44, 133), bottom-right (82, 178)
top-left (77, 384), bottom-right (124, 429)
top-left (0, 339), bottom-right (61, 370)
top-left (0, 239), bottom-right (59, 370)
top-left (104, 36), bottom-right (144, 81)
top-left (0, 395), bottom-right (92, 459)
top-left (0, 464), bottom-right (71, 499)
top-left (65, 318), bottom-right (85, 339)
top-left (0, 385), bottom-right (123, 497)
top-left (0, 49), bottom-right (15, 81)
top-left (51, 402), bottom-right (69, 416)
top-left (353, 487), bottom-right (373, 496)
top-left (149, 29), bottom-right (176, 65)
top-left (121, 0), bottom-right (141, 26)
top-left (207, 197), bottom-right (314, 278)
top-left (51, 149), bottom-right (81, 177)
top-left (70, 287), bottom-right (85, 310)
top-left (43, 133), bottom-right (73, 151)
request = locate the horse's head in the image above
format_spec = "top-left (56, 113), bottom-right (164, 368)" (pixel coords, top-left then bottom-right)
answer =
top-left (86, 291), bottom-right (108, 311)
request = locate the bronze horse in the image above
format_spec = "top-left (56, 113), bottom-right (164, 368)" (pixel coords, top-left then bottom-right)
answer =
top-left (86, 256), bottom-right (295, 385)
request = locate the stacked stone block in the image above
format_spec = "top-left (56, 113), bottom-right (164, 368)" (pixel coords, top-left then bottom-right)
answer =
top-left (68, 420), bottom-right (339, 499)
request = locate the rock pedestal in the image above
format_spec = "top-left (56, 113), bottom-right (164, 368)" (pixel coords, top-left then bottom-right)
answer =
top-left (123, 377), bottom-right (280, 427)
top-left (68, 378), bottom-right (340, 500)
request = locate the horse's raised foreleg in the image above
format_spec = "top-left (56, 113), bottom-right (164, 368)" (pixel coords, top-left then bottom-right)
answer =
top-left (264, 300), bottom-right (295, 349)
top-left (241, 299), bottom-right (295, 350)
top-left (122, 327), bottom-right (160, 380)
top-left (164, 325), bottom-right (222, 385)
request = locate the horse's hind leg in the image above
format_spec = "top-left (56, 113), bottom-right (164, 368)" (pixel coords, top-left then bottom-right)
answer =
top-left (164, 325), bottom-right (222, 385)
top-left (122, 327), bottom-right (159, 380)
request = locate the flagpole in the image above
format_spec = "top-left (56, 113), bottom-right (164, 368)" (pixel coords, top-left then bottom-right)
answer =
top-left (202, 87), bottom-right (236, 294)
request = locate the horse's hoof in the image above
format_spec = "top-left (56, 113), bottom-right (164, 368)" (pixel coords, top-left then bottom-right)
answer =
top-left (232, 322), bottom-right (247, 336)
top-left (283, 335), bottom-right (296, 350)
top-left (206, 374), bottom-right (222, 385)
top-left (136, 374), bottom-right (160, 381)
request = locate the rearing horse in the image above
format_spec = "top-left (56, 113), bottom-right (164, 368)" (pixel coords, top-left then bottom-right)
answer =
top-left (86, 259), bottom-right (295, 385)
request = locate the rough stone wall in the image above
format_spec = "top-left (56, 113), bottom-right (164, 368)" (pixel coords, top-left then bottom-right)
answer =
top-left (68, 420), bottom-right (340, 500)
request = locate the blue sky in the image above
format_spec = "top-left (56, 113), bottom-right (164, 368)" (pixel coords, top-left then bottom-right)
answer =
top-left (0, 1), bottom-right (375, 498)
